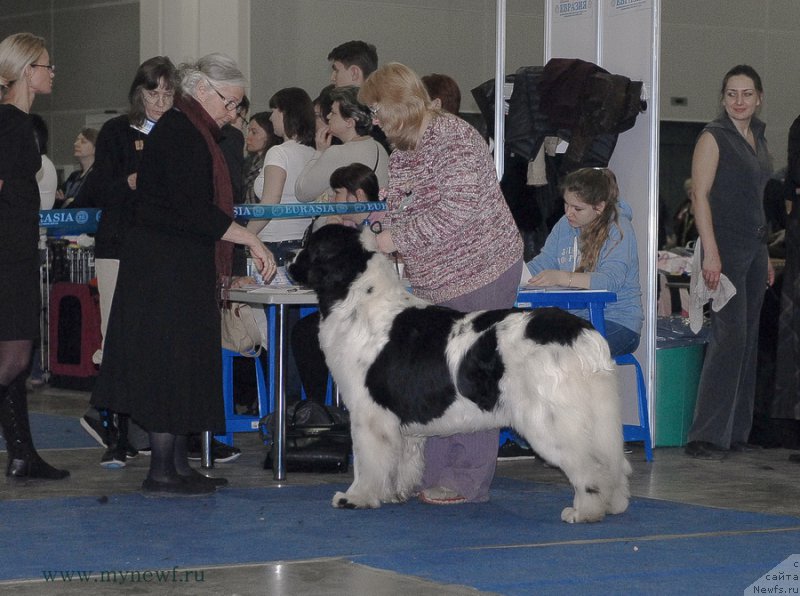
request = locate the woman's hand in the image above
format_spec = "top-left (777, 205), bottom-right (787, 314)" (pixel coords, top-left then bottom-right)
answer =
top-left (529, 270), bottom-right (568, 287)
top-left (231, 276), bottom-right (256, 288)
top-left (248, 239), bottom-right (277, 283)
top-left (315, 126), bottom-right (332, 151)
top-left (375, 229), bottom-right (396, 253)
top-left (767, 256), bottom-right (775, 287)
top-left (127, 173), bottom-right (137, 190)
top-left (701, 249), bottom-right (722, 291)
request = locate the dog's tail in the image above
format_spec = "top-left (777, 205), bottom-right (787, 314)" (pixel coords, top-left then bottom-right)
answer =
top-left (574, 328), bottom-right (615, 374)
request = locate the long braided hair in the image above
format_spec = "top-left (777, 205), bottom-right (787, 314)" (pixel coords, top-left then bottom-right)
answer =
top-left (561, 168), bottom-right (621, 273)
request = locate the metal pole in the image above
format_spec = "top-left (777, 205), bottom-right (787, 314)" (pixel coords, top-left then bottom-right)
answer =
top-left (493, 0), bottom-right (507, 180)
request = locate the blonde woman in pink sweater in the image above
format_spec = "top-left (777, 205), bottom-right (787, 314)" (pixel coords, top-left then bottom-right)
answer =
top-left (360, 63), bottom-right (523, 505)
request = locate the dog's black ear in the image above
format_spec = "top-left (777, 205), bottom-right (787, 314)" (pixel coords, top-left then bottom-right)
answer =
top-left (301, 225), bottom-right (372, 315)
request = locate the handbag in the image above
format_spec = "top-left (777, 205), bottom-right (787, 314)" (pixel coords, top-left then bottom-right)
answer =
top-left (259, 401), bottom-right (352, 473)
top-left (220, 301), bottom-right (265, 357)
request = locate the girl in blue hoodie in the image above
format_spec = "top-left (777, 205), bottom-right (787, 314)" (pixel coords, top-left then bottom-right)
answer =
top-left (526, 167), bottom-right (643, 356)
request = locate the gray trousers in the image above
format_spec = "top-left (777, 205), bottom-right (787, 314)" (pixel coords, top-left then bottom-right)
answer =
top-left (688, 240), bottom-right (768, 448)
top-left (419, 259), bottom-right (522, 502)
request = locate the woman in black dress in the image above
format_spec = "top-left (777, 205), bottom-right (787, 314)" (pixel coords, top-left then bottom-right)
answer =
top-left (0, 32), bottom-right (68, 479)
top-left (91, 53), bottom-right (276, 496)
top-left (79, 56), bottom-right (178, 467)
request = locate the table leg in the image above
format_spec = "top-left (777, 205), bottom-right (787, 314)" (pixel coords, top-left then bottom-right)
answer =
top-left (270, 304), bottom-right (287, 481)
top-left (588, 303), bottom-right (607, 336)
top-left (200, 431), bottom-right (213, 469)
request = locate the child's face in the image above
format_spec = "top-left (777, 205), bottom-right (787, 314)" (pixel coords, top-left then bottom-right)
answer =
top-left (333, 187), bottom-right (363, 224)
top-left (563, 190), bottom-right (605, 229)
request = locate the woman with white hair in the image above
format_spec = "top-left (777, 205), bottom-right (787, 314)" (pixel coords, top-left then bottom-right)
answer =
top-left (91, 53), bottom-right (276, 496)
top-left (0, 32), bottom-right (67, 480)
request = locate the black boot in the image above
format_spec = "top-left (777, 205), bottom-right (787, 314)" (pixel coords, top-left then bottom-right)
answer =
top-left (0, 379), bottom-right (69, 479)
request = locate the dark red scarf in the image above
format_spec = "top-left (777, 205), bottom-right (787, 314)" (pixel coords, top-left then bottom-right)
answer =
top-left (174, 94), bottom-right (233, 280)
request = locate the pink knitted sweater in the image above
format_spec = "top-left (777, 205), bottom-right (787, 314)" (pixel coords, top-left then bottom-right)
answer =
top-left (385, 114), bottom-right (523, 303)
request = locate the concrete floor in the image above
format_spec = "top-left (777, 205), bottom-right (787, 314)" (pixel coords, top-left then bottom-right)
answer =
top-left (1, 384), bottom-right (799, 595)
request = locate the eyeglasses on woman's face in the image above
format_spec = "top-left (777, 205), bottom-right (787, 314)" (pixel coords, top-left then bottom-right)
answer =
top-left (142, 89), bottom-right (175, 105)
top-left (31, 63), bottom-right (55, 72)
top-left (209, 82), bottom-right (243, 112)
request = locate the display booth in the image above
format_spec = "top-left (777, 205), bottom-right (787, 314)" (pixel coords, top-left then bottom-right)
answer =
top-left (491, 0), bottom-right (660, 441)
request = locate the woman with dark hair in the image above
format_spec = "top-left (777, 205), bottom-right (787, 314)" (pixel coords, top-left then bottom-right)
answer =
top-left (0, 32), bottom-right (67, 479)
top-left (685, 64), bottom-right (774, 460)
top-left (421, 73), bottom-right (461, 116)
top-left (245, 87), bottom-right (316, 262)
top-left (242, 111), bottom-right (280, 204)
top-left (295, 85), bottom-right (389, 202)
top-left (91, 53), bottom-right (275, 495)
top-left (79, 57), bottom-right (178, 467)
top-left (58, 126), bottom-right (98, 207)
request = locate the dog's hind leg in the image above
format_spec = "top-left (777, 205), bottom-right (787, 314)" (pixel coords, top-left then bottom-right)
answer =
top-left (332, 408), bottom-right (403, 509)
top-left (513, 393), bottom-right (622, 523)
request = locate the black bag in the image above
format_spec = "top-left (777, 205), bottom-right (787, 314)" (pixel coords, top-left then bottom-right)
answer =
top-left (259, 401), bottom-right (351, 473)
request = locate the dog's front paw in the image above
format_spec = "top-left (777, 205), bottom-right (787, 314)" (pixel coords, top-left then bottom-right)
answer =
top-left (561, 506), bottom-right (579, 523)
top-left (561, 506), bottom-right (604, 523)
top-left (331, 490), bottom-right (379, 509)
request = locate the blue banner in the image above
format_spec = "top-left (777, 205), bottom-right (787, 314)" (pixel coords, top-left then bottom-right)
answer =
top-left (40, 202), bottom-right (387, 234)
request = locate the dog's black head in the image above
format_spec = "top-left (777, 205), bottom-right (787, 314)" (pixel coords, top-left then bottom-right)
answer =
top-left (288, 224), bottom-right (374, 317)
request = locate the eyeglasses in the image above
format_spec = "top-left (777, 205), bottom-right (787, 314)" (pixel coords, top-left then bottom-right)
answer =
top-left (142, 90), bottom-right (175, 105)
top-left (208, 82), bottom-right (242, 112)
top-left (31, 63), bottom-right (55, 72)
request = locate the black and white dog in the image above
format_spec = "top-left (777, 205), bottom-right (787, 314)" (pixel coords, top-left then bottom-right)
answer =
top-left (288, 225), bottom-right (631, 523)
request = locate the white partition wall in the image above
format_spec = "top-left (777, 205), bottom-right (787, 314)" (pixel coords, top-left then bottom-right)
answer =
top-left (140, 0), bottom-right (251, 81)
top-left (543, 0), bottom-right (660, 435)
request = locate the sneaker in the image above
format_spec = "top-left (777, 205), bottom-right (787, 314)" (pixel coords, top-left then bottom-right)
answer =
top-left (497, 439), bottom-right (536, 460)
top-left (80, 415), bottom-right (117, 449)
top-left (187, 438), bottom-right (241, 463)
top-left (100, 447), bottom-right (126, 469)
top-left (117, 439), bottom-right (139, 459)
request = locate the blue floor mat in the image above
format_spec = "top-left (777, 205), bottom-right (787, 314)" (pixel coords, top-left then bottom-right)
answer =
top-left (1, 478), bottom-right (798, 593)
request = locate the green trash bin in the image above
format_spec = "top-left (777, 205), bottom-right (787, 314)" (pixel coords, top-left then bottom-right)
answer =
top-left (655, 342), bottom-right (706, 447)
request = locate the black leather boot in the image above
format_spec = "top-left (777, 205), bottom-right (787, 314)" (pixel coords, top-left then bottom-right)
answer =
top-left (0, 378), bottom-right (69, 479)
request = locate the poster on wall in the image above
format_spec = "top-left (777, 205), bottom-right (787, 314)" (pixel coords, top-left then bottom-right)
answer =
top-left (607, 0), bottom-right (651, 16)
top-left (548, 0), bottom-right (597, 61)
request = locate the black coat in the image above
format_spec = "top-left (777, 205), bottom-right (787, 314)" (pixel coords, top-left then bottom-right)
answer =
top-left (77, 115), bottom-right (147, 259)
top-left (91, 108), bottom-right (232, 433)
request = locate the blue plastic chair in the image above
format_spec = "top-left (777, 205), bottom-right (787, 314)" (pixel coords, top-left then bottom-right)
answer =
top-left (216, 348), bottom-right (271, 446)
top-left (616, 352), bottom-right (653, 462)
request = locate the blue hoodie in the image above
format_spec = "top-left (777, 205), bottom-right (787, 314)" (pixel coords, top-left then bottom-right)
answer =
top-left (526, 199), bottom-right (643, 334)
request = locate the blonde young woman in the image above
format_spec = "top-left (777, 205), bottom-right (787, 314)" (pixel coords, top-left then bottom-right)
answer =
top-left (359, 63), bottom-right (523, 505)
top-left (0, 32), bottom-right (67, 479)
top-left (526, 167), bottom-right (643, 357)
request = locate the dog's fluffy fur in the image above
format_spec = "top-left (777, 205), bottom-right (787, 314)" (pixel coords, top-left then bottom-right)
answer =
top-left (289, 225), bottom-right (631, 522)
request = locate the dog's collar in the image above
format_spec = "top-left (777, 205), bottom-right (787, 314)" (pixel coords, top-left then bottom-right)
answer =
top-left (361, 218), bottom-right (383, 235)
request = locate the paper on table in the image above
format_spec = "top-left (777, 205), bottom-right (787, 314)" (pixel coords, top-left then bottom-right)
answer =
top-left (247, 286), bottom-right (314, 294)
top-left (519, 285), bottom-right (578, 291)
